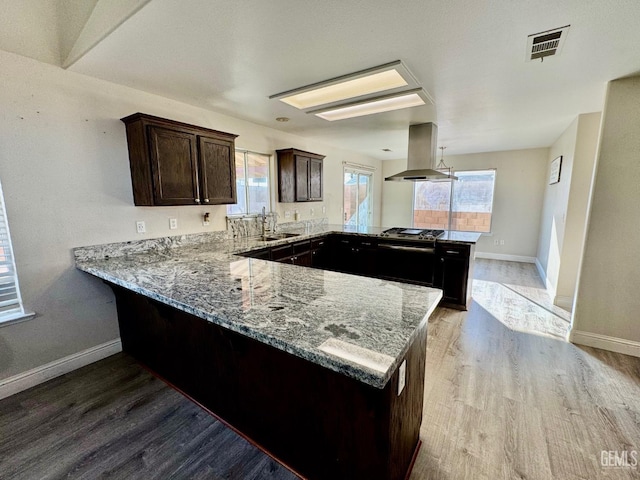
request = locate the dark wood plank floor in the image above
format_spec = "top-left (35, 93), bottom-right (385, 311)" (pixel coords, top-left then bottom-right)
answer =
top-left (0, 353), bottom-right (299, 480)
top-left (1, 260), bottom-right (639, 479)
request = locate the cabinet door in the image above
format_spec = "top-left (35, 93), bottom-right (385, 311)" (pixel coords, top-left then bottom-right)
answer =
top-left (294, 250), bottom-right (313, 267)
top-left (309, 158), bottom-right (323, 201)
top-left (295, 156), bottom-right (310, 201)
top-left (149, 126), bottom-right (199, 205)
top-left (199, 135), bottom-right (236, 204)
top-left (440, 256), bottom-right (467, 304)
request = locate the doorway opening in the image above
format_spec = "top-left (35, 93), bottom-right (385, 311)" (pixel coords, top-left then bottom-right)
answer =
top-left (343, 168), bottom-right (373, 228)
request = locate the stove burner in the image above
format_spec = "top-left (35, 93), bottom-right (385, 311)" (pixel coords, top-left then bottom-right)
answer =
top-left (380, 227), bottom-right (445, 240)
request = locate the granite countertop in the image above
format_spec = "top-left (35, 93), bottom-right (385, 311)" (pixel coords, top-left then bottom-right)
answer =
top-left (74, 227), bottom-right (443, 389)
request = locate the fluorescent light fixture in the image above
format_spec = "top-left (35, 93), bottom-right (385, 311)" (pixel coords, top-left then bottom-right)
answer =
top-left (311, 89), bottom-right (430, 121)
top-left (270, 60), bottom-right (420, 111)
top-left (279, 70), bottom-right (408, 110)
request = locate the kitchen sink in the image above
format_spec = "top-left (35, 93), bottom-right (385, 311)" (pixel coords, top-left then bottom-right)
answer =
top-left (261, 232), bottom-right (301, 241)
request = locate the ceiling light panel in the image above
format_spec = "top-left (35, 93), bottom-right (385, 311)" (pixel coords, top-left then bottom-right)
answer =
top-left (280, 70), bottom-right (408, 110)
top-left (270, 60), bottom-right (421, 111)
top-left (312, 89), bottom-right (430, 121)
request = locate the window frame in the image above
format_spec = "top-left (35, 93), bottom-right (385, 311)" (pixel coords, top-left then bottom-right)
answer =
top-left (0, 180), bottom-right (28, 325)
top-left (412, 168), bottom-right (497, 233)
top-left (226, 149), bottom-right (272, 217)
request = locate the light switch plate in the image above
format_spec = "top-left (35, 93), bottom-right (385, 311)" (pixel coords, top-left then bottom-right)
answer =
top-left (398, 360), bottom-right (406, 396)
top-left (136, 221), bottom-right (146, 234)
top-left (169, 218), bottom-right (178, 230)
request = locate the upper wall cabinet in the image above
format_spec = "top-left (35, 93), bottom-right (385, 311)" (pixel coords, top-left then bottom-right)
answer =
top-left (121, 113), bottom-right (238, 206)
top-left (277, 148), bottom-right (325, 202)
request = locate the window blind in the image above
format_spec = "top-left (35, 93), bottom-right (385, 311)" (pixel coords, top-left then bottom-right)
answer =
top-left (0, 182), bottom-right (24, 321)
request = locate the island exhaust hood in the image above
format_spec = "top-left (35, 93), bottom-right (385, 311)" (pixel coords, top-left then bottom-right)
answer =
top-left (385, 123), bottom-right (457, 181)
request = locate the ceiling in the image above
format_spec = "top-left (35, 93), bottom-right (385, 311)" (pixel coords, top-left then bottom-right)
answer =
top-left (7, 0), bottom-right (640, 159)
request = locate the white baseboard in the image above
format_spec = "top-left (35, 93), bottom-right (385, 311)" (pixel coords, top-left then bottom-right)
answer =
top-left (570, 330), bottom-right (640, 358)
top-left (475, 252), bottom-right (536, 263)
top-left (554, 295), bottom-right (574, 311)
top-left (0, 338), bottom-right (122, 400)
top-left (534, 258), bottom-right (556, 296)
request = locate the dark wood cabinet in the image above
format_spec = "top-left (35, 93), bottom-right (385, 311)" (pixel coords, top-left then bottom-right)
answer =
top-left (237, 234), bottom-right (475, 310)
top-left (266, 241), bottom-right (313, 266)
top-left (109, 283), bottom-right (426, 480)
top-left (198, 135), bottom-right (236, 204)
top-left (277, 148), bottom-right (325, 202)
top-left (121, 113), bottom-right (238, 206)
top-left (434, 242), bottom-right (475, 310)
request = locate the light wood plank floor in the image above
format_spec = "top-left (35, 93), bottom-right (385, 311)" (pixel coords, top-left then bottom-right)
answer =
top-left (413, 260), bottom-right (640, 480)
top-left (1, 259), bottom-right (638, 479)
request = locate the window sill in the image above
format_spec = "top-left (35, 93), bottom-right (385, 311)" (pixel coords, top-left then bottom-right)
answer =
top-left (0, 311), bottom-right (37, 328)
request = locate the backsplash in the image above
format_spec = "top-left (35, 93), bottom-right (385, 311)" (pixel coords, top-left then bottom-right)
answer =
top-left (226, 213), bottom-right (278, 238)
top-left (73, 231), bottom-right (229, 261)
top-left (226, 214), bottom-right (328, 238)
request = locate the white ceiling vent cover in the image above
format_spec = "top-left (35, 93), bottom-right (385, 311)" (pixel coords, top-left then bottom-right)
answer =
top-left (526, 25), bottom-right (570, 62)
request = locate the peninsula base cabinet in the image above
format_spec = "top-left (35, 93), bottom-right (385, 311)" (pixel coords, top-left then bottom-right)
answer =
top-left (109, 283), bottom-right (426, 480)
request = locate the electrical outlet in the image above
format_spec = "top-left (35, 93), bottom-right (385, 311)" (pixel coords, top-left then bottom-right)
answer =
top-left (136, 221), bottom-right (146, 234)
top-left (169, 218), bottom-right (178, 230)
top-left (398, 360), bottom-right (406, 396)
top-left (285, 211), bottom-right (291, 219)
top-left (322, 206), bottom-right (326, 214)
top-left (494, 239), bottom-right (499, 246)
top-left (310, 208), bottom-right (315, 216)
top-left (500, 240), bottom-right (505, 245)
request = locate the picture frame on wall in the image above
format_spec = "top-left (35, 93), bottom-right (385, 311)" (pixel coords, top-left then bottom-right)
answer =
top-left (549, 156), bottom-right (562, 184)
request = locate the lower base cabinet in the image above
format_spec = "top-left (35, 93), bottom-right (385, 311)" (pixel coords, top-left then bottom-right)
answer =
top-left (238, 234), bottom-right (474, 310)
top-left (110, 284), bottom-right (426, 480)
top-left (433, 242), bottom-right (474, 310)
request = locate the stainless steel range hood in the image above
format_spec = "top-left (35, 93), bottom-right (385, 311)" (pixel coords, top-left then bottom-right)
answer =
top-left (385, 123), bottom-right (457, 181)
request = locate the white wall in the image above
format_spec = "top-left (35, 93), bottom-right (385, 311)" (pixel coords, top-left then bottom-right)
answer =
top-left (556, 113), bottom-right (601, 305)
top-left (535, 113), bottom-right (600, 308)
top-left (381, 148), bottom-right (549, 259)
top-left (536, 118), bottom-right (579, 294)
top-left (0, 50), bottom-right (381, 381)
top-left (572, 76), bottom-right (640, 348)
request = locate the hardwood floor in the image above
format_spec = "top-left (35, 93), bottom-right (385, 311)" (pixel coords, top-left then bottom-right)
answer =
top-left (472, 259), bottom-right (571, 339)
top-left (1, 260), bottom-right (638, 479)
top-left (0, 354), bottom-right (298, 480)
top-left (413, 260), bottom-right (640, 480)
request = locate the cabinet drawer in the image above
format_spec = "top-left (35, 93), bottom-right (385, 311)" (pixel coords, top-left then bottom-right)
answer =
top-left (437, 243), bottom-right (469, 257)
top-left (270, 244), bottom-right (294, 261)
top-left (293, 240), bottom-right (311, 255)
top-left (311, 237), bottom-right (327, 249)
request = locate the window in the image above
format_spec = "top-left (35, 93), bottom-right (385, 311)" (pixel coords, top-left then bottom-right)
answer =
top-left (0, 180), bottom-right (26, 323)
top-left (227, 150), bottom-right (271, 215)
top-left (413, 169), bottom-right (496, 232)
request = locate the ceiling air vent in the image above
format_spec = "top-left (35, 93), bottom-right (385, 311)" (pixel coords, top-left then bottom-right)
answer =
top-left (526, 25), bottom-right (570, 62)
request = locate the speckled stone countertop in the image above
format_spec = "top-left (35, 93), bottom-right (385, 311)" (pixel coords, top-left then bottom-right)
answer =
top-left (73, 225), bottom-right (461, 389)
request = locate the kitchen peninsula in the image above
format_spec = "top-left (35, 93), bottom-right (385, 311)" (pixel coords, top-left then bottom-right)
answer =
top-left (74, 225), bottom-right (477, 479)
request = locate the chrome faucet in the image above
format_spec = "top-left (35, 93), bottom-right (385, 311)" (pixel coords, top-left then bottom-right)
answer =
top-left (261, 206), bottom-right (268, 238)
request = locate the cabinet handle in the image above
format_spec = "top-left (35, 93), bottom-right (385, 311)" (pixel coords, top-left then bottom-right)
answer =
top-left (440, 258), bottom-right (445, 262)
top-left (445, 250), bottom-right (459, 255)
top-left (194, 198), bottom-right (200, 203)
top-left (204, 198), bottom-right (210, 203)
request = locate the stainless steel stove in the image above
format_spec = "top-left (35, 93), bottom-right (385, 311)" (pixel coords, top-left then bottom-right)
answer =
top-left (379, 227), bottom-right (445, 241)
